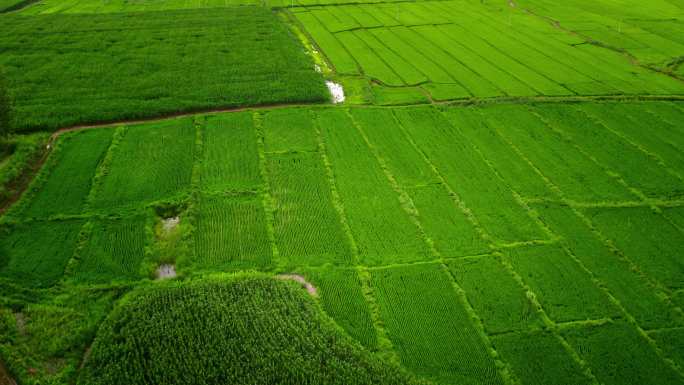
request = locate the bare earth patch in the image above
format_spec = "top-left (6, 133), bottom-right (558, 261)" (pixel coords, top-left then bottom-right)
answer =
top-left (326, 81), bottom-right (345, 104)
top-left (156, 264), bottom-right (177, 280)
top-left (277, 274), bottom-right (318, 297)
top-left (162, 216), bottom-right (179, 233)
top-left (0, 359), bottom-right (16, 385)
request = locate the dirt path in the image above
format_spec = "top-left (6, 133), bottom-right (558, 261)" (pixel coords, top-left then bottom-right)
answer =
top-left (277, 274), bottom-right (318, 297)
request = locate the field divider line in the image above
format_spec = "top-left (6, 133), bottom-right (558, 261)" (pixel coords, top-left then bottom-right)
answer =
top-left (183, 115), bottom-right (206, 272)
top-left (345, 109), bottom-right (438, 260)
top-left (495, 251), bottom-right (602, 385)
top-left (356, 267), bottom-right (402, 365)
top-left (521, 197), bottom-right (684, 209)
top-left (83, 125), bottom-right (126, 213)
top-left (557, 106), bottom-right (684, 195)
top-left (311, 109), bottom-right (359, 265)
top-left (252, 112), bottom-right (281, 273)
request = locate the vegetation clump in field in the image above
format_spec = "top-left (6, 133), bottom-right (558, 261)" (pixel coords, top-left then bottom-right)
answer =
top-left (78, 274), bottom-right (427, 385)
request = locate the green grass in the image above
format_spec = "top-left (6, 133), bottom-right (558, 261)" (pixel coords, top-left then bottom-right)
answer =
top-left (0, 7), bottom-right (327, 132)
top-left (77, 275), bottom-right (427, 385)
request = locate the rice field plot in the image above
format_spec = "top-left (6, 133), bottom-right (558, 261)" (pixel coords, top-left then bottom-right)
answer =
top-left (68, 216), bottom-right (148, 285)
top-left (8, 128), bottom-right (112, 220)
top-left (582, 206), bottom-right (684, 291)
top-left (561, 321), bottom-right (684, 385)
top-left (535, 203), bottom-right (683, 329)
top-left (316, 109), bottom-right (432, 266)
top-left (201, 113), bottom-right (262, 193)
top-left (294, 0), bottom-right (684, 103)
top-left (481, 105), bottom-right (636, 203)
top-left (514, 0), bottom-right (684, 69)
top-left (490, 330), bottom-right (593, 385)
top-left (267, 152), bottom-right (352, 267)
top-left (349, 108), bottom-right (488, 257)
top-left (370, 263), bottom-right (504, 385)
top-left (192, 193), bottom-right (272, 272)
top-left (296, 267), bottom-right (378, 349)
top-left (648, 327), bottom-right (684, 370)
top-left (0, 7), bottom-right (327, 131)
top-left (504, 244), bottom-right (621, 323)
top-left (0, 219), bottom-right (83, 288)
top-left (262, 108), bottom-right (319, 153)
top-left (440, 107), bottom-right (556, 201)
top-left (447, 256), bottom-right (543, 335)
top-left (91, 119), bottom-right (195, 212)
top-left (393, 106), bottom-right (546, 244)
top-left (534, 103), bottom-right (684, 200)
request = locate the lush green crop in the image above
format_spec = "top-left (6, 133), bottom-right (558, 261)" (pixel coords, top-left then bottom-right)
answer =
top-left (505, 244), bottom-right (620, 322)
top-left (370, 263), bottom-right (504, 385)
top-left (0, 7), bottom-right (327, 131)
top-left (202, 113), bottom-right (262, 193)
top-left (78, 275), bottom-right (427, 385)
top-left (491, 330), bottom-right (593, 385)
top-left (296, 267), bottom-right (378, 349)
top-left (295, 0), bottom-right (684, 103)
top-left (0, 219), bottom-right (83, 288)
top-left (562, 321), bottom-right (683, 385)
top-left (448, 256), bottom-right (542, 334)
top-left (10, 128), bottom-right (112, 219)
top-left (192, 193), bottom-right (272, 271)
top-left (68, 216), bottom-right (148, 285)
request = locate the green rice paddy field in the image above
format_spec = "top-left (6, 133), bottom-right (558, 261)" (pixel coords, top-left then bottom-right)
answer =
top-left (0, 0), bottom-right (683, 384)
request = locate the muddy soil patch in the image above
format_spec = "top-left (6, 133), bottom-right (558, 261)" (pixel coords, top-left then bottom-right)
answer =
top-left (156, 264), bottom-right (177, 280)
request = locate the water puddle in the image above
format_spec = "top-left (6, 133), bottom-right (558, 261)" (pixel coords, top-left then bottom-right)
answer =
top-left (156, 264), bottom-right (177, 280)
top-left (326, 81), bottom-right (345, 104)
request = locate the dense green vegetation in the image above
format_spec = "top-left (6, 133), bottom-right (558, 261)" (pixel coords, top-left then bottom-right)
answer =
top-left (1, 0), bottom-right (684, 383)
top-left (1, 101), bottom-right (682, 384)
top-left (78, 275), bottom-right (426, 385)
top-left (0, 8), bottom-right (327, 131)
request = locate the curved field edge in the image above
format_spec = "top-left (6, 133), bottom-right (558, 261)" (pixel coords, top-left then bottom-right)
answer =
top-left (78, 273), bottom-right (430, 385)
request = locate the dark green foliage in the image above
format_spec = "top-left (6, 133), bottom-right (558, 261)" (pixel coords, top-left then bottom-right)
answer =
top-left (0, 219), bottom-right (83, 288)
top-left (0, 133), bottom-right (49, 203)
top-left (0, 8), bottom-right (327, 132)
top-left (0, 70), bottom-right (11, 138)
top-left (78, 275), bottom-right (427, 385)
